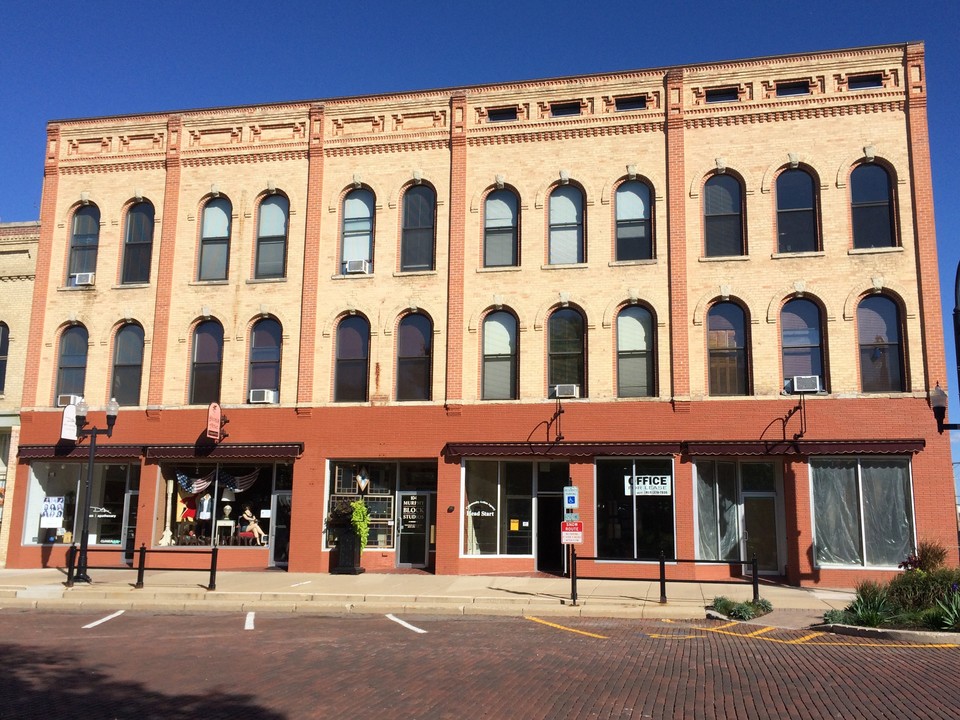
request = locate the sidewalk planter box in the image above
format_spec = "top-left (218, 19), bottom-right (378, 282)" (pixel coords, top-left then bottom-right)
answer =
top-left (331, 526), bottom-right (364, 575)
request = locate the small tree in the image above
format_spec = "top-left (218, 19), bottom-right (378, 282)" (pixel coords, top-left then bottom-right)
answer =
top-left (350, 499), bottom-right (370, 553)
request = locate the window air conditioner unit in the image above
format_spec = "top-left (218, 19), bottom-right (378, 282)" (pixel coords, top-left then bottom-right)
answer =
top-left (74, 272), bottom-right (95, 286)
top-left (344, 259), bottom-right (371, 275)
top-left (792, 375), bottom-right (821, 394)
top-left (553, 384), bottom-right (580, 399)
top-left (249, 389), bottom-right (278, 404)
top-left (57, 394), bottom-right (82, 408)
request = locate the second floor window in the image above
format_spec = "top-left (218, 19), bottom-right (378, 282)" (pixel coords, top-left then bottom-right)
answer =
top-left (342, 189), bottom-right (375, 273)
top-left (68, 205), bottom-right (100, 285)
top-left (484, 189), bottom-right (519, 267)
top-left (121, 201), bottom-right (155, 284)
top-left (396, 313), bottom-right (432, 401)
top-left (482, 311), bottom-right (518, 400)
top-left (112, 324), bottom-right (144, 406)
top-left (776, 169), bottom-right (818, 253)
top-left (549, 186), bottom-right (584, 264)
top-left (704, 175), bottom-right (744, 257)
top-left (335, 315), bottom-right (370, 402)
top-left (851, 164), bottom-right (895, 249)
top-left (707, 302), bottom-right (749, 396)
top-left (401, 186), bottom-right (436, 272)
top-left (255, 195), bottom-right (289, 279)
top-left (615, 181), bottom-right (652, 261)
top-left (190, 320), bottom-right (223, 404)
top-left (548, 308), bottom-right (586, 397)
top-left (858, 295), bottom-right (904, 392)
top-left (617, 306), bottom-right (654, 397)
top-left (56, 325), bottom-right (88, 399)
top-left (0, 321), bottom-right (8, 394)
top-left (199, 198), bottom-right (231, 281)
top-left (781, 299), bottom-right (824, 393)
top-left (249, 318), bottom-right (282, 396)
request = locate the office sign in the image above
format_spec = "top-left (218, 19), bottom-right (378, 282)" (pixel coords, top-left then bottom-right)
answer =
top-left (624, 475), bottom-right (672, 496)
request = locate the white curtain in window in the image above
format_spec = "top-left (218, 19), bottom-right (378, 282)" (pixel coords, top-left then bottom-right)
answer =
top-left (617, 308), bottom-right (650, 351)
top-left (616, 182), bottom-right (649, 220)
top-left (343, 191), bottom-right (374, 262)
top-left (696, 464), bottom-right (719, 559)
top-left (483, 313), bottom-right (516, 400)
top-left (203, 200), bottom-right (230, 237)
top-left (258, 196), bottom-right (288, 237)
top-left (812, 461), bottom-right (862, 565)
top-left (861, 460), bottom-right (913, 566)
top-left (549, 187), bottom-right (583, 264)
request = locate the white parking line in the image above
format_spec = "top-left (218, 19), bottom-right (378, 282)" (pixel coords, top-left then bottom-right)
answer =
top-left (245, 611), bottom-right (255, 630)
top-left (290, 580), bottom-right (312, 587)
top-left (83, 610), bottom-right (124, 629)
top-left (386, 614), bottom-right (427, 634)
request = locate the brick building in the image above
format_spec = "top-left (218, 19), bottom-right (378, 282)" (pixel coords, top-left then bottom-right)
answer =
top-left (4, 42), bottom-right (956, 586)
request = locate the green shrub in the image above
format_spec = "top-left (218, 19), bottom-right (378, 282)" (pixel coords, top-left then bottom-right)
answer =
top-left (710, 595), bottom-right (771, 619)
top-left (823, 608), bottom-right (850, 625)
top-left (710, 596), bottom-right (735, 615)
top-left (888, 568), bottom-right (960, 612)
top-left (753, 598), bottom-right (773, 614)
top-left (899, 540), bottom-right (948, 573)
top-left (847, 582), bottom-right (891, 627)
top-left (729, 602), bottom-right (756, 620)
top-left (935, 590), bottom-right (960, 632)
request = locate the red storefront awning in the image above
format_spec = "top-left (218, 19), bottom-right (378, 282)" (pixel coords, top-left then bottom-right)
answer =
top-left (685, 439), bottom-right (925, 456)
top-left (18, 444), bottom-right (145, 460)
top-left (444, 442), bottom-right (683, 458)
top-left (145, 443), bottom-right (304, 460)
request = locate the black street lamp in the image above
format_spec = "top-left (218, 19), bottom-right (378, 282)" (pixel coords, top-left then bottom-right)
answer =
top-left (73, 397), bottom-right (119, 583)
top-left (930, 262), bottom-right (960, 435)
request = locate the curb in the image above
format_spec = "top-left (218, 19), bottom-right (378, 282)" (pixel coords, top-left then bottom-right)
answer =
top-left (815, 623), bottom-right (960, 645)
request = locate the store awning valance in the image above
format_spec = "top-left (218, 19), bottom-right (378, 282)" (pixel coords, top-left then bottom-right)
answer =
top-left (18, 444), bottom-right (145, 460)
top-left (145, 443), bottom-right (304, 460)
top-left (443, 442), bottom-right (683, 459)
top-left (685, 439), bottom-right (925, 456)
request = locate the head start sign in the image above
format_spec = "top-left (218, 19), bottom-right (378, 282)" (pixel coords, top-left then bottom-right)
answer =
top-left (625, 474), bottom-right (672, 496)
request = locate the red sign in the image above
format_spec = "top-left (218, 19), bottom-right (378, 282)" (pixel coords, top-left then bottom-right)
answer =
top-left (206, 403), bottom-right (222, 441)
top-left (561, 520), bottom-right (584, 545)
top-left (561, 521), bottom-right (583, 533)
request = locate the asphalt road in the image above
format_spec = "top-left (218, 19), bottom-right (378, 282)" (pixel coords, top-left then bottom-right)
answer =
top-left (0, 609), bottom-right (956, 719)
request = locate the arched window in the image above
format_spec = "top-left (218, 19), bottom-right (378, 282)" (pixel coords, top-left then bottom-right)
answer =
top-left (396, 314), bottom-right (432, 401)
top-left (858, 295), bottom-right (904, 392)
top-left (121, 201), bottom-right (155, 284)
top-left (56, 325), bottom-right (88, 399)
top-left (68, 205), bottom-right (100, 285)
top-left (335, 315), bottom-right (370, 402)
top-left (198, 197), bottom-right (231, 281)
top-left (0, 322), bottom-right (8, 394)
top-left (484, 189), bottom-right (519, 267)
top-left (548, 185), bottom-right (585, 264)
top-left (615, 181), bottom-right (652, 261)
top-left (190, 320), bottom-right (223, 404)
top-left (707, 302), bottom-right (748, 396)
top-left (482, 311), bottom-right (518, 400)
top-left (851, 164), bottom-right (895, 249)
top-left (341, 188), bottom-right (375, 273)
top-left (255, 195), bottom-right (288, 279)
top-left (617, 306), bottom-right (654, 397)
top-left (776, 169), bottom-right (818, 253)
top-left (249, 318), bottom-right (282, 400)
top-left (704, 175), bottom-right (744, 257)
top-left (401, 185), bottom-right (435, 272)
top-left (781, 299), bottom-right (824, 392)
top-left (111, 324), bottom-right (144, 406)
top-left (548, 308), bottom-right (586, 397)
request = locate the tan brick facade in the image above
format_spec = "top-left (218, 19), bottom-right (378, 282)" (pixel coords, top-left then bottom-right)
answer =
top-left (5, 43), bottom-right (956, 585)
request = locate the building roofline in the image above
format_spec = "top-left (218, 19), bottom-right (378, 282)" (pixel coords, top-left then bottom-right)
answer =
top-left (46, 41), bottom-right (920, 127)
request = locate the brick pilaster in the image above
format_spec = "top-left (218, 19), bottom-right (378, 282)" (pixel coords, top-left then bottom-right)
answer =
top-left (297, 104), bottom-right (325, 409)
top-left (664, 68), bottom-right (690, 400)
top-left (146, 115), bottom-right (183, 409)
top-left (445, 93), bottom-right (468, 407)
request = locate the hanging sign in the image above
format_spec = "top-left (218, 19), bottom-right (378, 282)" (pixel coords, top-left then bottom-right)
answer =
top-left (206, 403), bottom-right (222, 441)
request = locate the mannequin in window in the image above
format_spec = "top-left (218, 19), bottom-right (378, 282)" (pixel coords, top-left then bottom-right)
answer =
top-left (240, 504), bottom-right (266, 545)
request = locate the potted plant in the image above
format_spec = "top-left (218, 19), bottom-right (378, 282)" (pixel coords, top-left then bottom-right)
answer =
top-left (328, 497), bottom-right (368, 574)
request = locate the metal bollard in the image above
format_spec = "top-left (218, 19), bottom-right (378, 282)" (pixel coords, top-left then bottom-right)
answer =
top-left (752, 555), bottom-right (759, 603)
top-left (570, 545), bottom-right (578, 606)
top-left (135, 544), bottom-right (147, 589)
top-left (65, 544), bottom-right (77, 588)
top-left (659, 550), bottom-right (667, 604)
top-left (208, 546), bottom-right (218, 591)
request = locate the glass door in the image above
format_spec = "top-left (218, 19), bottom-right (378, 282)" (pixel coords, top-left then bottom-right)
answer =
top-left (743, 496), bottom-right (780, 573)
top-left (270, 492), bottom-right (292, 568)
top-left (397, 492), bottom-right (429, 568)
top-left (122, 490), bottom-right (139, 564)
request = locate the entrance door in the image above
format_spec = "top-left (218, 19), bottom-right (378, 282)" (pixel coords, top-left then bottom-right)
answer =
top-left (122, 490), bottom-right (139, 565)
top-left (536, 495), bottom-right (564, 573)
top-left (270, 492), bottom-right (292, 568)
top-left (397, 492), bottom-right (429, 568)
top-left (743, 496), bottom-right (780, 573)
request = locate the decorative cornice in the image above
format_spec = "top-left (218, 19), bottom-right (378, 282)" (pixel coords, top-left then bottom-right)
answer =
top-left (324, 139), bottom-right (449, 157)
top-left (180, 149), bottom-right (309, 167)
top-left (0, 274), bottom-right (36, 281)
top-left (468, 121), bottom-right (664, 147)
top-left (684, 99), bottom-right (903, 129)
top-left (59, 159), bottom-right (166, 175)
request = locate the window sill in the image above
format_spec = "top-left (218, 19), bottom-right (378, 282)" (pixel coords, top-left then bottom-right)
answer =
top-left (112, 283), bottom-right (151, 290)
top-left (848, 246), bottom-right (903, 256)
top-left (540, 263), bottom-right (589, 270)
top-left (331, 273), bottom-right (376, 280)
top-left (770, 251), bottom-right (825, 260)
top-left (56, 285), bottom-right (96, 292)
top-left (476, 265), bottom-right (522, 273)
top-left (608, 259), bottom-right (657, 267)
top-left (393, 270), bottom-right (438, 278)
top-left (188, 280), bottom-right (229, 287)
top-left (698, 255), bottom-right (749, 263)
top-left (245, 277), bottom-right (287, 285)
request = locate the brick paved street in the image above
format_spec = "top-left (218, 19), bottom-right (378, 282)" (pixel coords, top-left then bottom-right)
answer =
top-left (0, 609), bottom-right (957, 719)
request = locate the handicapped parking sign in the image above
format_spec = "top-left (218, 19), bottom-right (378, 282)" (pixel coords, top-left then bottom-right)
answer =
top-left (563, 486), bottom-right (579, 510)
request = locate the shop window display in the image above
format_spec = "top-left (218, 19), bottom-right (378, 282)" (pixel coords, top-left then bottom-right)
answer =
top-left (462, 460), bottom-right (533, 556)
top-left (595, 458), bottom-right (674, 560)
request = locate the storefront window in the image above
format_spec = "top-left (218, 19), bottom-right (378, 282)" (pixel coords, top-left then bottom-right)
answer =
top-left (165, 463), bottom-right (281, 547)
top-left (462, 460), bottom-right (533, 556)
top-left (596, 458), bottom-right (674, 560)
top-left (25, 461), bottom-right (139, 545)
top-left (327, 462), bottom-right (397, 549)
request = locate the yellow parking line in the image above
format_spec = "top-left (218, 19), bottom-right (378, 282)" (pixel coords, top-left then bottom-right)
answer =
top-left (743, 626), bottom-right (775, 637)
top-left (785, 632), bottom-right (824, 644)
top-left (526, 616), bottom-right (608, 639)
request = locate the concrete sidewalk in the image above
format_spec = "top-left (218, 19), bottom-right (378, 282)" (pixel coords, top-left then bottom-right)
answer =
top-left (0, 567), bottom-right (853, 626)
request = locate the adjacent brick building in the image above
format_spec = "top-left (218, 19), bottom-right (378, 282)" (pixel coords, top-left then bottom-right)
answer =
top-left (4, 42), bottom-right (956, 586)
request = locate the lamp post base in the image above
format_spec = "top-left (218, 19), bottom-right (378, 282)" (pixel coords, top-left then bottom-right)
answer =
top-left (73, 573), bottom-right (92, 583)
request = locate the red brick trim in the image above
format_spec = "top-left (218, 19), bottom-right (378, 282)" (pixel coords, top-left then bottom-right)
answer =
top-left (445, 94), bottom-right (467, 405)
top-left (297, 104), bottom-right (325, 404)
top-left (665, 69), bottom-right (689, 399)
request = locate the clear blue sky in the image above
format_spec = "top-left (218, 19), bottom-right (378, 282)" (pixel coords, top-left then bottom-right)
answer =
top-left (2, 0), bottom-right (959, 490)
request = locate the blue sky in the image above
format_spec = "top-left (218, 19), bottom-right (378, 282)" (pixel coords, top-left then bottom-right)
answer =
top-left (2, 1), bottom-right (959, 491)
